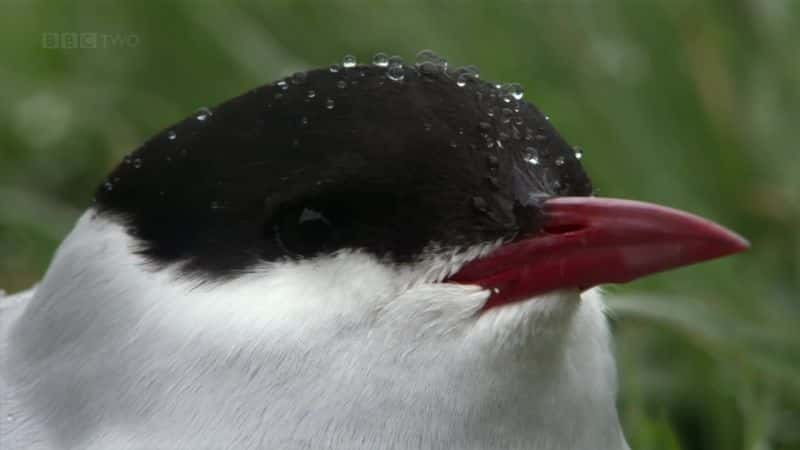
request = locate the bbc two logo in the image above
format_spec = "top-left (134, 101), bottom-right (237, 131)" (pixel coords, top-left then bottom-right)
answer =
top-left (42, 32), bottom-right (139, 49)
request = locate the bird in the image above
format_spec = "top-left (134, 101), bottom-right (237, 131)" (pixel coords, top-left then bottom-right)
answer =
top-left (1, 53), bottom-right (748, 450)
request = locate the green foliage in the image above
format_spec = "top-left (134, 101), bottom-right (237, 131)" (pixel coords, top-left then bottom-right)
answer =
top-left (1, 0), bottom-right (798, 448)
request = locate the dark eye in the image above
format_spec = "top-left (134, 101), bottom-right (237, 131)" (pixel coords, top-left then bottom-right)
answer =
top-left (271, 205), bottom-right (337, 257)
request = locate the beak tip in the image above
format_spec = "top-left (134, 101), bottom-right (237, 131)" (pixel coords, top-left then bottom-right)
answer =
top-left (723, 231), bottom-right (750, 255)
top-left (697, 217), bottom-right (750, 258)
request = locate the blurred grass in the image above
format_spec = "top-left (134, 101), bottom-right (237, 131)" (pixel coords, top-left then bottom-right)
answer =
top-left (1, 0), bottom-right (798, 448)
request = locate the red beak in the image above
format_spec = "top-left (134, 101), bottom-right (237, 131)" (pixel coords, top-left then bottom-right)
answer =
top-left (448, 197), bottom-right (749, 311)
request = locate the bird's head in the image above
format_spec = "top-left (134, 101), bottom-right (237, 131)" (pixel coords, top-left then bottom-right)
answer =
top-left (95, 57), bottom-right (745, 336)
top-left (77, 55), bottom-right (747, 447)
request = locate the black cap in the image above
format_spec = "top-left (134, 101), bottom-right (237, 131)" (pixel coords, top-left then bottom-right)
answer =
top-left (95, 62), bottom-right (592, 279)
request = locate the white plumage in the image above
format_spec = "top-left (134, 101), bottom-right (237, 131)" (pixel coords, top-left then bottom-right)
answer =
top-left (2, 211), bottom-right (628, 449)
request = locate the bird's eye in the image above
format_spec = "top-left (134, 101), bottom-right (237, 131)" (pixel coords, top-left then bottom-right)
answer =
top-left (271, 205), bottom-right (337, 257)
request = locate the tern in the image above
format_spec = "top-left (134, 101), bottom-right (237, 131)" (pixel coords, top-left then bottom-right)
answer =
top-left (1, 57), bottom-right (748, 449)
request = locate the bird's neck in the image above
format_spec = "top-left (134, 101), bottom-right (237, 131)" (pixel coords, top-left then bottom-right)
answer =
top-left (6, 213), bottom-right (628, 450)
top-left (400, 289), bottom-right (630, 450)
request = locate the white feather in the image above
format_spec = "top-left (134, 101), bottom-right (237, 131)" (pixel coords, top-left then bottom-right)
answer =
top-left (1, 211), bottom-right (628, 449)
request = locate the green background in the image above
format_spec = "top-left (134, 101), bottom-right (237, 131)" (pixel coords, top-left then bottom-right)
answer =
top-left (1, 1), bottom-right (798, 448)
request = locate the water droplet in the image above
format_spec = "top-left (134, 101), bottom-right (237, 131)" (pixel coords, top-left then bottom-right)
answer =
top-left (418, 61), bottom-right (440, 76)
top-left (554, 156), bottom-right (565, 166)
top-left (524, 147), bottom-right (540, 166)
top-left (415, 49), bottom-right (446, 69)
top-left (276, 80), bottom-right (288, 91)
top-left (372, 52), bottom-right (389, 67)
top-left (123, 154), bottom-right (132, 165)
top-left (545, 115), bottom-right (551, 121)
top-left (210, 201), bottom-right (222, 210)
top-left (195, 107), bottom-right (212, 121)
top-left (463, 65), bottom-right (480, 79)
top-left (386, 64), bottom-right (404, 81)
top-left (306, 90), bottom-right (316, 98)
top-left (103, 181), bottom-right (113, 191)
top-left (449, 140), bottom-right (458, 149)
top-left (479, 122), bottom-right (491, 131)
top-left (299, 116), bottom-right (309, 127)
top-left (472, 196), bottom-right (488, 211)
top-left (501, 108), bottom-right (513, 124)
top-left (133, 157), bottom-right (142, 169)
top-left (535, 133), bottom-right (548, 143)
top-left (573, 146), bottom-right (584, 160)
top-left (454, 64), bottom-right (480, 86)
top-left (496, 140), bottom-right (504, 149)
top-left (336, 80), bottom-right (347, 89)
top-left (388, 55), bottom-right (404, 66)
top-left (325, 98), bottom-right (335, 110)
top-left (486, 155), bottom-right (499, 168)
top-left (504, 83), bottom-right (524, 100)
top-left (415, 49), bottom-right (447, 77)
top-left (423, 122), bottom-right (432, 132)
top-left (167, 130), bottom-right (177, 140)
top-left (329, 64), bottom-right (341, 73)
top-left (342, 54), bottom-right (357, 68)
top-left (291, 71), bottom-right (307, 85)
top-left (487, 109), bottom-right (495, 118)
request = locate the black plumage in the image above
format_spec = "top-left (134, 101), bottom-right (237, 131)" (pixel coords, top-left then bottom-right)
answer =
top-left (94, 63), bottom-right (591, 278)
